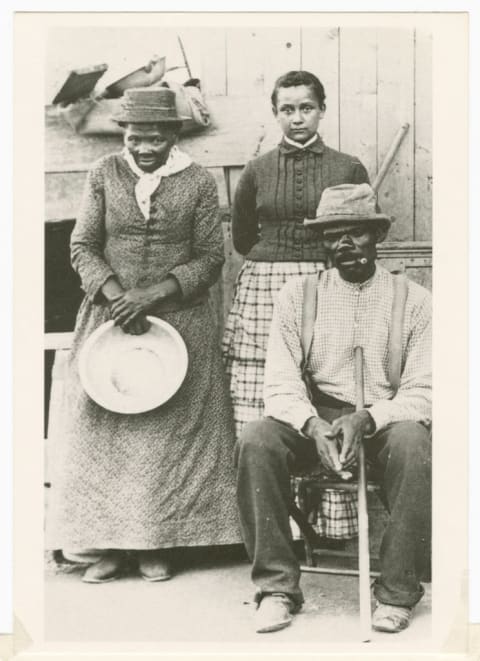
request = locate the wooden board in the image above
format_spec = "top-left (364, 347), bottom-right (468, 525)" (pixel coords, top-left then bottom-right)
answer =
top-left (255, 27), bottom-right (302, 153)
top-left (377, 29), bottom-right (415, 241)
top-left (45, 167), bottom-right (230, 222)
top-left (208, 167), bottom-right (229, 208)
top-left (301, 27), bottom-right (340, 150)
top-left (225, 28), bottom-right (267, 96)
top-left (226, 167), bottom-right (245, 206)
top-left (261, 27), bottom-right (301, 96)
top-left (221, 219), bottom-right (244, 319)
top-left (225, 27), bottom-right (301, 97)
top-left (45, 171), bottom-right (86, 221)
top-left (414, 29), bottom-right (433, 241)
top-left (338, 28), bottom-right (378, 180)
top-left (200, 28), bottom-right (227, 96)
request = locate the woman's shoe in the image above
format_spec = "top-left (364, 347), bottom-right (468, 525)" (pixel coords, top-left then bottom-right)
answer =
top-left (138, 549), bottom-right (174, 582)
top-left (82, 551), bottom-right (125, 583)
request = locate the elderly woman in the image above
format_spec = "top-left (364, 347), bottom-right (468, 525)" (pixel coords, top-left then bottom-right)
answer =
top-left (48, 87), bottom-right (240, 583)
top-left (222, 70), bottom-right (371, 540)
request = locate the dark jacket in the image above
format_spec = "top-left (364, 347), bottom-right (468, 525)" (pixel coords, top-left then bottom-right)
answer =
top-left (232, 137), bottom-right (370, 262)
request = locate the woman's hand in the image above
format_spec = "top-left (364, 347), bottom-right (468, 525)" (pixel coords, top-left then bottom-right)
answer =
top-left (121, 314), bottom-right (151, 335)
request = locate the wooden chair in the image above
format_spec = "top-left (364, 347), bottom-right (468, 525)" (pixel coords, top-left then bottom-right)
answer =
top-left (292, 474), bottom-right (381, 577)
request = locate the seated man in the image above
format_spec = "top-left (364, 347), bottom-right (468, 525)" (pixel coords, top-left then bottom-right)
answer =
top-left (235, 183), bottom-right (431, 635)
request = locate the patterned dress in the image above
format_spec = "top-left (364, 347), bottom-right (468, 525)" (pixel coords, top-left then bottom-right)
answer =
top-left (47, 153), bottom-right (241, 551)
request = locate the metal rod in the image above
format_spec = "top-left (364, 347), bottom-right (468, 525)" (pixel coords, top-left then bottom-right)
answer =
top-left (354, 346), bottom-right (372, 642)
top-left (372, 123), bottom-right (410, 193)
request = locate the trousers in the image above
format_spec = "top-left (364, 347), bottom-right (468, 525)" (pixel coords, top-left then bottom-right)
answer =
top-left (235, 414), bottom-right (431, 608)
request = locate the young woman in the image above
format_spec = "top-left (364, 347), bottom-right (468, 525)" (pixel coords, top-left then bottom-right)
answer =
top-left (48, 87), bottom-right (240, 582)
top-left (223, 70), bottom-right (370, 540)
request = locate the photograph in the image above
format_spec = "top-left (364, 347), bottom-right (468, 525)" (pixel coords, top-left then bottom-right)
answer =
top-left (43, 20), bottom-right (433, 644)
top-left (10, 9), bottom-right (470, 659)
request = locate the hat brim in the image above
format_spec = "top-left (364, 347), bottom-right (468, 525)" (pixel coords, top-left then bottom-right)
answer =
top-left (304, 213), bottom-right (392, 229)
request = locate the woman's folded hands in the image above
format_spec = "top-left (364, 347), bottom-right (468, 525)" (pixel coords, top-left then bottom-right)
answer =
top-left (104, 276), bottom-right (181, 335)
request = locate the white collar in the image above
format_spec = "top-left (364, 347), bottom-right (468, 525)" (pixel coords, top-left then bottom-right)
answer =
top-left (283, 133), bottom-right (319, 150)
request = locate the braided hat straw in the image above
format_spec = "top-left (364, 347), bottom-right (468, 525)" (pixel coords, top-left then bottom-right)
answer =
top-left (113, 87), bottom-right (189, 124)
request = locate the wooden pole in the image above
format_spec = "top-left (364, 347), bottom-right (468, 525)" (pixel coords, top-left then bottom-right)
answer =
top-left (372, 123), bottom-right (410, 193)
top-left (354, 346), bottom-right (372, 642)
top-left (177, 35), bottom-right (192, 79)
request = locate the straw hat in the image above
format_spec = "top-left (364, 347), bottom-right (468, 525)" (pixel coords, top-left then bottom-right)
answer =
top-left (79, 317), bottom-right (188, 414)
top-left (113, 87), bottom-right (189, 124)
top-left (304, 184), bottom-right (391, 230)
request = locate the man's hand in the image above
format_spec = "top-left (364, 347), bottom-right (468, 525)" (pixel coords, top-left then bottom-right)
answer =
top-left (303, 416), bottom-right (343, 474)
top-left (326, 410), bottom-right (375, 469)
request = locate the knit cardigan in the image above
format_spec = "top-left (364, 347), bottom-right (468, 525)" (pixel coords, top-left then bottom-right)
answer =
top-left (232, 137), bottom-right (370, 262)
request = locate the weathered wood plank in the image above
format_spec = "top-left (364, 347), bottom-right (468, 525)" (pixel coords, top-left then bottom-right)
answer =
top-left (45, 171), bottom-right (86, 221)
top-left (225, 27), bottom-right (300, 98)
top-left (208, 167), bottom-right (229, 208)
top-left (256, 28), bottom-right (302, 153)
top-left (226, 28), bottom-right (266, 96)
top-left (45, 334), bottom-right (74, 351)
top-left (339, 28), bottom-right (378, 181)
top-left (377, 29), bottom-right (415, 241)
top-left (301, 27), bottom-right (340, 150)
top-left (261, 27), bottom-right (301, 96)
top-left (227, 166), bottom-right (245, 206)
top-left (222, 218), bottom-right (244, 319)
top-left (405, 265), bottom-right (432, 291)
top-left (46, 167), bottom-right (230, 222)
top-left (414, 29), bottom-right (432, 241)
top-left (200, 28), bottom-right (227, 96)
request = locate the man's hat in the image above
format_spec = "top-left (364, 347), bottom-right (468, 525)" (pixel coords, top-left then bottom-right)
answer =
top-left (113, 87), bottom-right (189, 125)
top-left (304, 183), bottom-right (391, 231)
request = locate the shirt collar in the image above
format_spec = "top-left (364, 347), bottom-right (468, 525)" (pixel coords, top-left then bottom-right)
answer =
top-left (332, 263), bottom-right (381, 291)
top-left (279, 133), bottom-right (325, 155)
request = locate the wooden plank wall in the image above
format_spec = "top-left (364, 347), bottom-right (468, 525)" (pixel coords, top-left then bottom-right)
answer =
top-left (45, 27), bottom-right (432, 328)
top-left (197, 26), bottom-right (432, 301)
top-left (198, 26), bottom-right (432, 243)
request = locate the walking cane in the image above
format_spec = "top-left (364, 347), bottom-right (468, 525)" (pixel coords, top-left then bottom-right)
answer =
top-left (354, 345), bottom-right (372, 642)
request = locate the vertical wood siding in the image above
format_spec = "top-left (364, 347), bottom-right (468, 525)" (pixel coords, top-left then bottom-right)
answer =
top-left (200, 26), bottom-right (431, 245)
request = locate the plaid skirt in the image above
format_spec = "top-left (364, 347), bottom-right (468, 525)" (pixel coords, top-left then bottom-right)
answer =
top-left (222, 260), bottom-right (358, 539)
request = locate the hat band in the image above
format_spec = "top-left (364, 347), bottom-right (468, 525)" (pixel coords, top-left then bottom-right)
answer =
top-left (120, 104), bottom-right (178, 115)
top-left (121, 104), bottom-right (177, 112)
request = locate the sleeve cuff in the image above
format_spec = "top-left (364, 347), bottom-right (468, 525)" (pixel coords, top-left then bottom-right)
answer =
top-left (367, 401), bottom-right (392, 433)
top-left (264, 401), bottom-right (318, 434)
top-left (167, 265), bottom-right (195, 299)
top-left (85, 267), bottom-right (116, 304)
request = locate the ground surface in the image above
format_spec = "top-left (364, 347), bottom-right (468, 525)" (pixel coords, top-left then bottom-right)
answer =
top-left (45, 545), bottom-right (431, 647)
